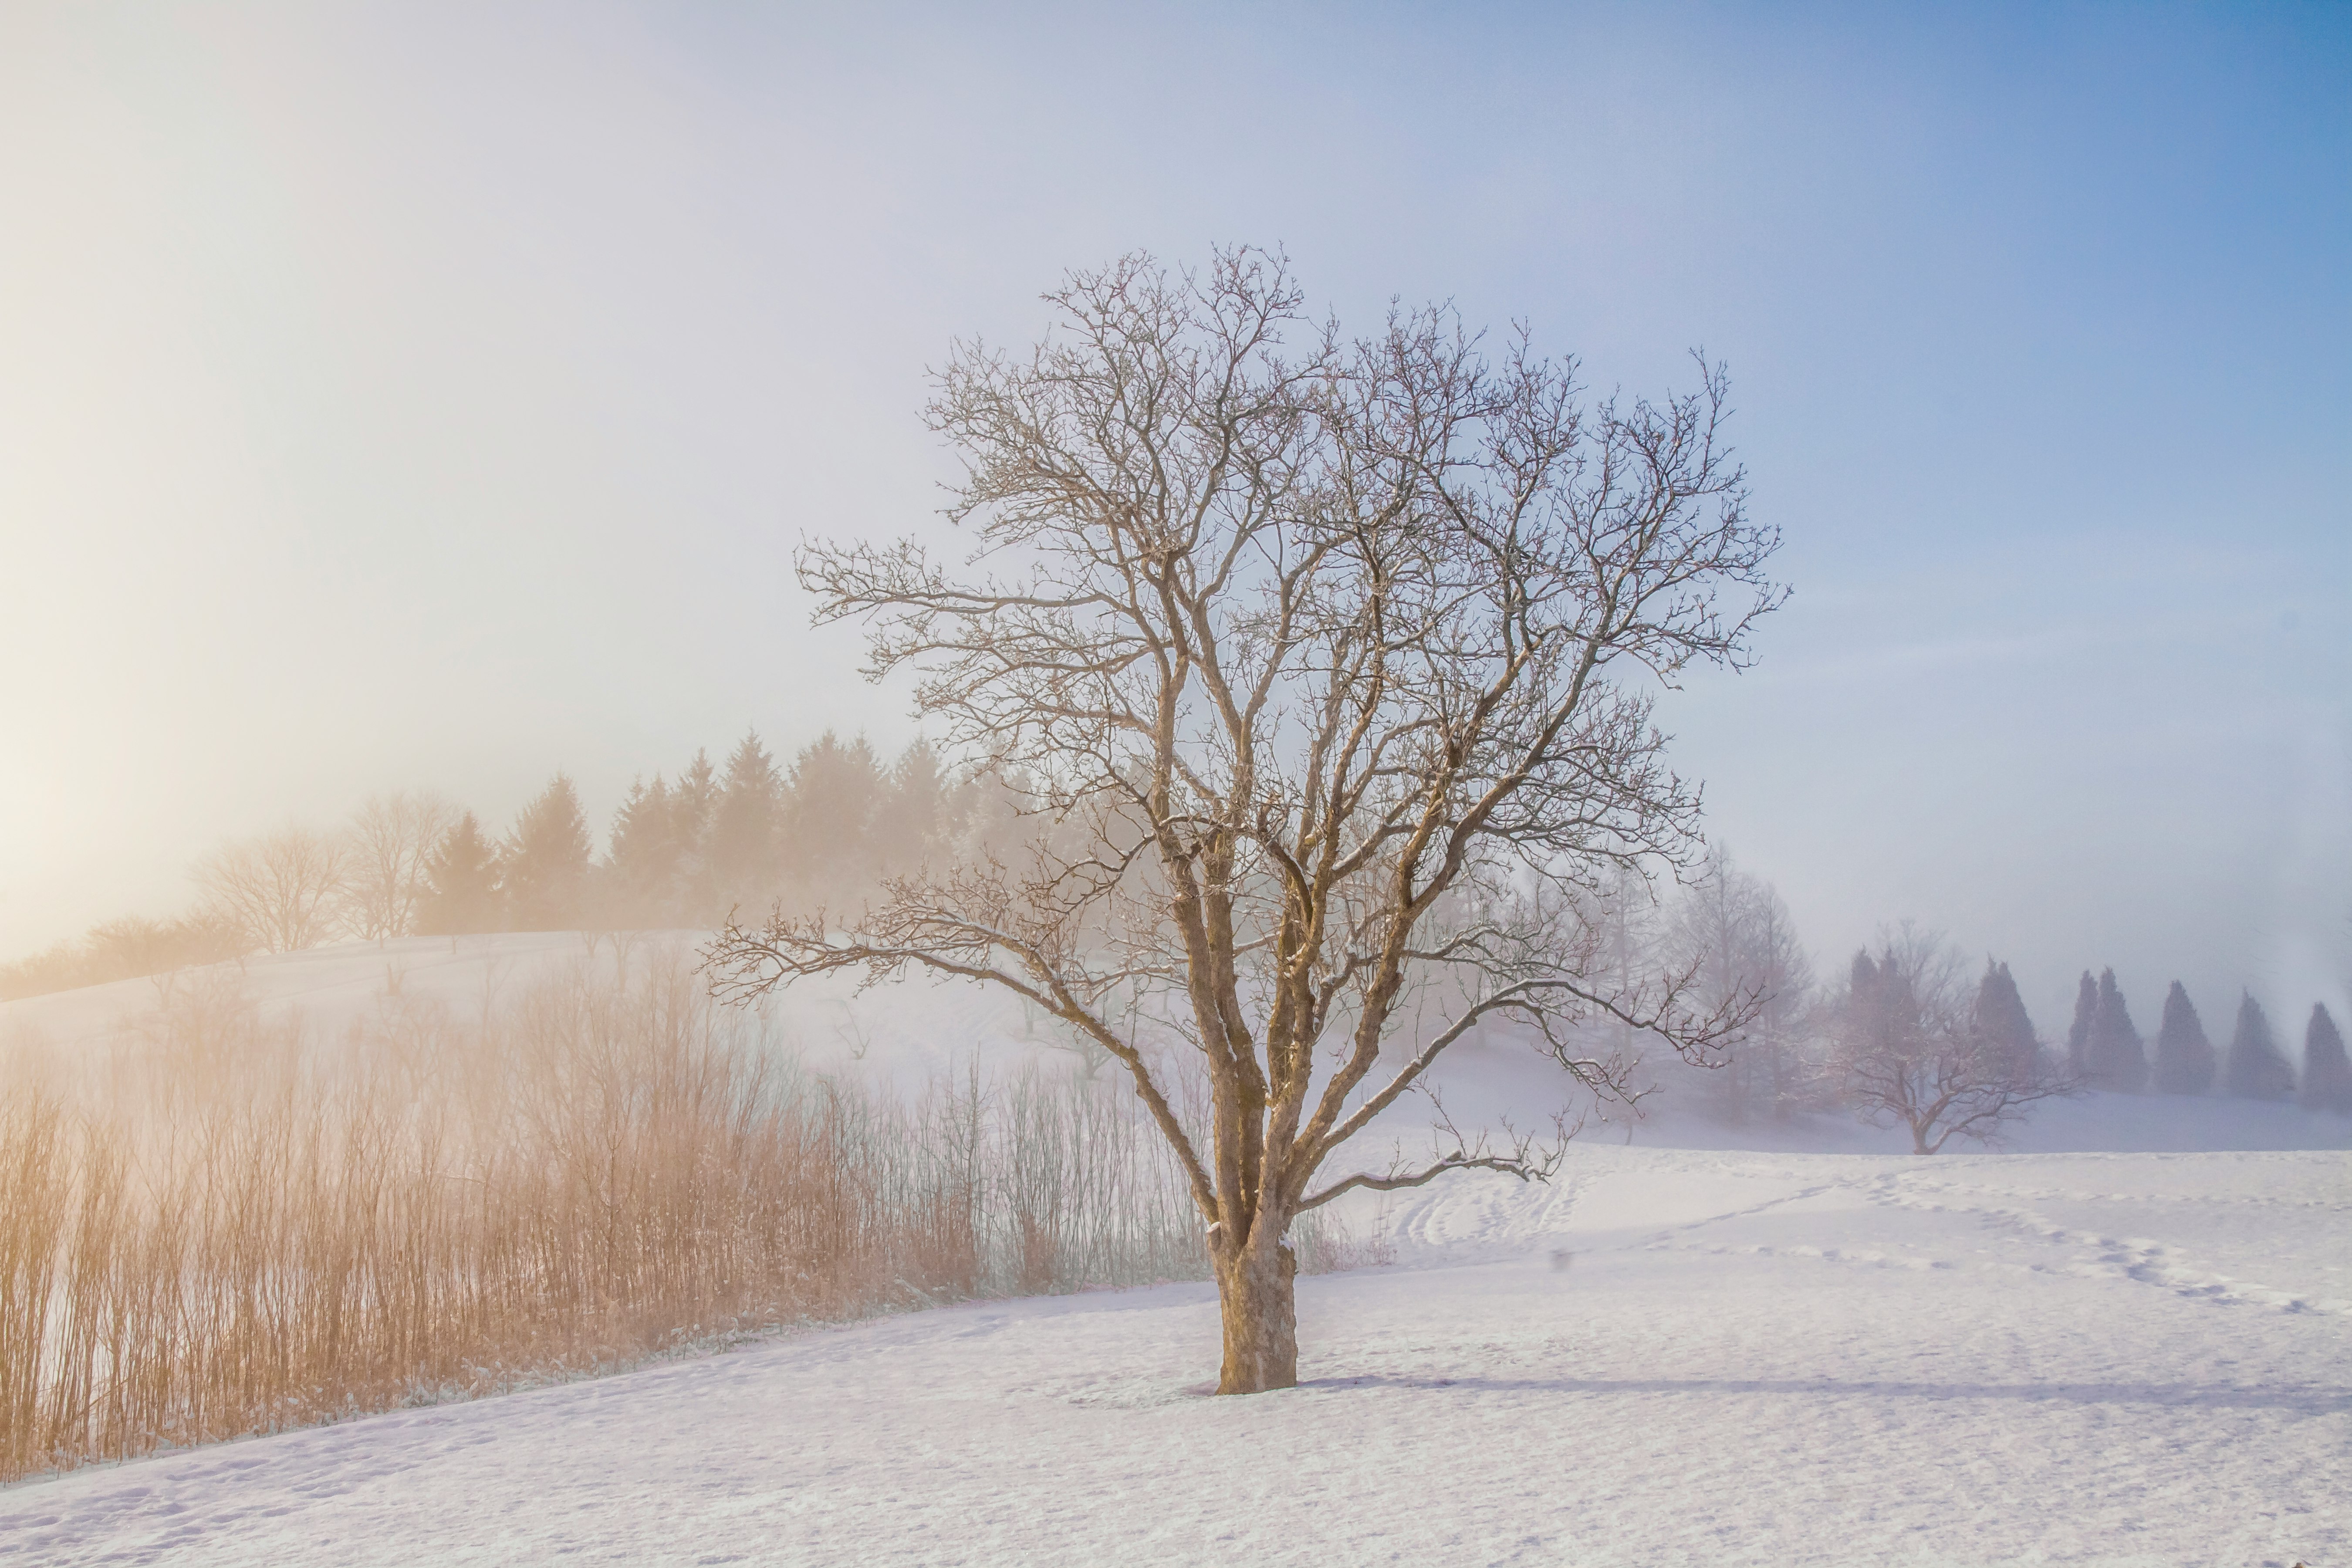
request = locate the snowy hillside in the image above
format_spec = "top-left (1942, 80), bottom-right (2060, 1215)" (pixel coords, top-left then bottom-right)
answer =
top-left (3, 942), bottom-right (2347, 1565)
top-left (3, 1138), bottom-right (2345, 1566)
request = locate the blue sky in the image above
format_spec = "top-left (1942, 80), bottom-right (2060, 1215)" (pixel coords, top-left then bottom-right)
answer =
top-left (1, 1), bottom-right (2345, 1030)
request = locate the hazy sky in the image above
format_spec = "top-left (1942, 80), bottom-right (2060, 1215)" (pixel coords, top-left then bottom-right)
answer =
top-left (2, 1), bottom-right (2346, 1031)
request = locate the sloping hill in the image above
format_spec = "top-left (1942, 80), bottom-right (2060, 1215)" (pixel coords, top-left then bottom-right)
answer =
top-left (5, 941), bottom-right (2348, 1563)
top-left (3, 1140), bottom-right (2345, 1566)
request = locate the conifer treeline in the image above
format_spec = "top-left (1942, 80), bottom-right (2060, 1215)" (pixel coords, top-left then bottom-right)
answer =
top-left (2047, 967), bottom-right (2345, 1110)
top-left (0, 731), bottom-right (1039, 1000)
top-left (1589, 856), bottom-right (2349, 1124)
top-left (423, 732), bottom-right (1011, 935)
top-left (1835, 961), bottom-right (2347, 1115)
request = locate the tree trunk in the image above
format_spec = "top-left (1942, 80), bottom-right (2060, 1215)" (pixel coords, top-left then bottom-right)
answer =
top-left (1212, 1232), bottom-right (1298, 1394)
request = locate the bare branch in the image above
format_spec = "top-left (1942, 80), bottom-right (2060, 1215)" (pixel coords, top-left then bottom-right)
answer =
top-left (705, 246), bottom-right (1784, 1392)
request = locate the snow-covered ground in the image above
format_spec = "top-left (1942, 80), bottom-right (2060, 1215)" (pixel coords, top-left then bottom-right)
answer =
top-left (4, 941), bottom-right (2349, 1565)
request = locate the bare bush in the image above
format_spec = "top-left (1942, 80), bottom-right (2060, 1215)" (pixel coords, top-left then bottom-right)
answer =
top-left (193, 825), bottom-right (352, 953)
top-left (0, 954), bottom-right (1208, 1482)
top-left (0, 912), bottom-right (249, 1002)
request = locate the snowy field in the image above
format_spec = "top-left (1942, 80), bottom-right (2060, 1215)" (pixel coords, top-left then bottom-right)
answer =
top-left (3, 939), bottom-right (2349, 1565)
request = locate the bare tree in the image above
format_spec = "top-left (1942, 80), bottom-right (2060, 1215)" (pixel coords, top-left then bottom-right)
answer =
top-left (342, 791), bottom-right (460, 942)
top-left (1554, 865), bottom-right (1668, 1089)
top-left (1665, 850), bottom-right (1815, 1123)
top-left (1829, 926), bottom-right (2075, 1154)
top-left (193, 825), bottom-right (352, 953)
top-left (705, 249), bottom-right (1783, 1392)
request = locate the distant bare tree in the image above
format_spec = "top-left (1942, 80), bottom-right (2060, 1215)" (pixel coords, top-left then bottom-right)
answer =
top-left (342, 791), bottom-right (460, 942)
top-left (1560, 866), bottom-right (1667, 1083)
top-left (1830, 926), bottom-right (2075, 1154)
top-left (1665, 850), bottom-right (1815, 1123)
top-left (706, 249), bottom-right (1782, 1392)
top-left (193, 826), bottom-right (352, 953)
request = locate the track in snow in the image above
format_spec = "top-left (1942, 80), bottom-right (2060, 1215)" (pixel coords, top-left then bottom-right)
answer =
top-left (6, 1142), bottom-right (2345, 1567)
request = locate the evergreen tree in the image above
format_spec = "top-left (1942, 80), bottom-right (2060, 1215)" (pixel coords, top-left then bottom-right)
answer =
top-left (709, 731), bottom-right (788, 913)
top-left (2065, 971), bottom-right (2097, 1077)
top-left (604, 775), bottom-right (683, 927)
top-left (872, 739), bottom-right (968, 880)
top-left (784, 731), bottom-right (886, 908)
top-left (2221, 992), bottom-right (2295, 1100)
top-left (1970, 960), bottom-right (2040, 1081)
top-left (417, 812), bottom-right (504, 935)
top-left (2082, 967), bottom-right (2147, 1092)
top-left (671, 748), bottom-right (720, 923)
top-left (503, 774), bottom-right (595, 931)
top-left (2299, 1004), bottom-right (2352, 1115)
top-left (1843, 950), bottom-right (1899, 1057)
top-left (2150, 980), bottom-right (2216, 1095)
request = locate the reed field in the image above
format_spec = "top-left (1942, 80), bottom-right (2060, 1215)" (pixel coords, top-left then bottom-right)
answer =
top-left (0, 952), bottom-right (1351, 1482)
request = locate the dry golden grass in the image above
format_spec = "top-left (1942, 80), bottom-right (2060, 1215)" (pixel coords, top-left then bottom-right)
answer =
top-left (0, 952), bottom-right (1217, 1481)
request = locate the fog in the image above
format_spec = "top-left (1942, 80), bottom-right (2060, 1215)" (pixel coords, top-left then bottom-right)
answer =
top-left (2, 0), bottom-right (2346, 1033)
top-left (4, 11), bottom-right (2350, 1556)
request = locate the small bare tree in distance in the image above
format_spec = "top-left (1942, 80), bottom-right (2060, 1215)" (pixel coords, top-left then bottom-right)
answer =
top-left (1666, 849), bottom-right (1815, 1123)
top-left (193, 825), bottom-right (352, 953)
top-left (706, 249), bottom-right (1784, 1393)
top-left (343, 791), bottom-right (460, 942)
top-left (1830, 926), bottom-right (2077, 1154)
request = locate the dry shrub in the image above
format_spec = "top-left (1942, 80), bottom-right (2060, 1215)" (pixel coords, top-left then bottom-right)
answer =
top-left (1293, 1201), bottom-right (1397, 1276)
top-left (0, 950), bottom-right (1208, 1481)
